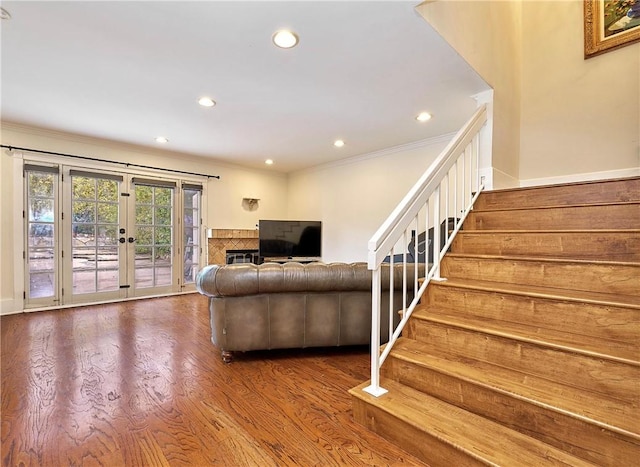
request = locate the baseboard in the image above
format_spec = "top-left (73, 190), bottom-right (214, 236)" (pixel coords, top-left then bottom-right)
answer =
top-left (0, 298), bottom-right (21, 316)
top-left (520, 167), bottom-right (640, 188)
top-left (0, 290), bottom-right (199, 316)
top-left (491, 167), bottom-right (520, 190)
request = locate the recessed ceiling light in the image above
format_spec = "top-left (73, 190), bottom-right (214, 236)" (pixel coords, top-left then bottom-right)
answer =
top-left (416, 112), bottom-right (432, 122)
top-left (272, 30), bottom-right (299, 49)
top-left (334, 140), bottom-right (345, 148)
top-left (198, 97), bottom-right (216, 107)
top-left (265, 159), bottom-right (274, 165)
top-left (0, 8), bottom-right (11, 20)
top-left (155, 136), bottom-right (169, 144)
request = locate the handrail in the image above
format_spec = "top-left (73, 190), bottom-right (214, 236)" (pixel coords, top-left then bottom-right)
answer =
top-left (364, 104), bottom-right (488, 397)
top-left (367, 105), bottom-right (487, 268)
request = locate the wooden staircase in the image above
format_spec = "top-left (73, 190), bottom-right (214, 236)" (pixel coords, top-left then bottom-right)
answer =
top-left (350, 177), bottom-right (640, 466)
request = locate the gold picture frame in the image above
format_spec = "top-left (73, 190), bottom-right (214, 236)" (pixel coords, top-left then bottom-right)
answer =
top-left (584, 0), bottom-right (640, 58)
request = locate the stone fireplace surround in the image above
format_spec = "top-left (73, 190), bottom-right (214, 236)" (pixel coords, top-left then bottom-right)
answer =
top-left (207, 229), bottom-right (259, 265)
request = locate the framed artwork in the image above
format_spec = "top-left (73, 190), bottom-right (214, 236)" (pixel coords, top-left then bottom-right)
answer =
top-left (584, 0), bottom-right (640, 58)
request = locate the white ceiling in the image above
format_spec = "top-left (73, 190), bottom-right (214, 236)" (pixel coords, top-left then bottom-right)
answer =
top-left (1, 1), bottom-right (489, 173)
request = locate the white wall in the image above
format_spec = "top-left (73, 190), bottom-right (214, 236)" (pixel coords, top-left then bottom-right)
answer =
top-left (519, 0), bottom-right (640, 183)
top-left (206, 165), bottom-right (288, 230)
top-left (0, 141), bottom-right (14, 313)
top-left (287, 136), bottom-right (452, 263)
top-left (418, 0), bottom-right (639, 186)
top-left (0, 123), bottom-right (289, 314)
top-left (417, 0), bottom-right (523, 188)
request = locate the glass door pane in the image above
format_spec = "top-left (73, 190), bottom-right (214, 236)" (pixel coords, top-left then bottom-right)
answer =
top-left (67, 171), bottom-right (125, 302)
top-left (182, 186), bottom-right (201, 285)
top-left (132, 182), bottom-right (175, 294)
top-left (25, 167), bottom-right (59, 306)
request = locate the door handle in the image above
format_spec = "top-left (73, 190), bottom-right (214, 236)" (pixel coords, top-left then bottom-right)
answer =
top-left (119, 237), bottom-right (126, 244)
top-left (128, 237), bottom-right (136, 243)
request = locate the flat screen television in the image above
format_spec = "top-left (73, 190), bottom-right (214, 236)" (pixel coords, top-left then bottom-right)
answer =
top-left (259, 220), bottom-right (322, 260)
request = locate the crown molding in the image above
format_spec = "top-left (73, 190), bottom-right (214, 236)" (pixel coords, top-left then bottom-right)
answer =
top-left (2, 120), bottom-right (186, 159)
top-left (291, 132), bottom-right (456, 175)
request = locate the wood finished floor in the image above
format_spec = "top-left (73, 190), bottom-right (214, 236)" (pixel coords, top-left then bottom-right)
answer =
top-left (1, 295), bottom-right (425, 466)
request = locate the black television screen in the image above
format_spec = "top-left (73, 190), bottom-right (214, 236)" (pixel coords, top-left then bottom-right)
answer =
top-left (259, 220), bottom-right (322, 259)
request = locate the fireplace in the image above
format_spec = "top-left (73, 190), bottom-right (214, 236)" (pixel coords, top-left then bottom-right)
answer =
top-left (225, 249), bottom-right (260, 264)
top-left (207, 229), bottom-right (259, 265)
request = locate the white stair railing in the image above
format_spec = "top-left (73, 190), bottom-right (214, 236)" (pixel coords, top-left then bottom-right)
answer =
top-left (364, 104), bottom-right (488, 397)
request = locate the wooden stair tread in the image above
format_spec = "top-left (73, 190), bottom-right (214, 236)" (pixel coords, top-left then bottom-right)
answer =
top-left (445, 252), bottom-right (640, 267)
top-left (350, 379), bottom-right (597, 466)
top-left (452, 229), bottom-right (640, 260)
top-left (474, 177), bottom-right (640, 211)
top-left (471, 200), bottom-right (640, 213)
top-left (479, 176), bottom-right (639, 194)
top-left (407, 317), bottom-right (637, 404)
top-left (441, 255), bottom-right (640, 296)
top-left (456, 229), bottom-right (640, 234)
top-left (464, 203), bottom-right (640, 231)
top-left (413, 306), bottom-right (639, 363)
top-left (430, 278), bottom-right (640, 308)
top-left (389, 338), bottom-right (639, 437)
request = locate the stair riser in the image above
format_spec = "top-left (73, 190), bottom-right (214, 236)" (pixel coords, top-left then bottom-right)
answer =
top-left (351, 396), bottom-right (486, 467)
top-left (475, 178), bottom-right (640, 210)
top-left (451, 231), bottom-right (640, 261)
top-left (426, 284), bottom-right (640, 344)
top-left (405, 321), bottom-right (638, 402)
top-left (441, 256), bottom-right (640, 296)
top-left (465, 204), bottom-right (640, 230)
top-left (382, 358), bottom-right (639, 466)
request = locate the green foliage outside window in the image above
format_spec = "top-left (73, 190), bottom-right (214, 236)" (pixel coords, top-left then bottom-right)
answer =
top-left (28, 172), bottom-right (54, 197)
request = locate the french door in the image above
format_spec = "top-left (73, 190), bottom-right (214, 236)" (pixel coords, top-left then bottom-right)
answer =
top-left (129, 177), bottom-right (176, 296)
top-left (24, 165), bottom-right (60, 307)
top-left (24, 163), bottom-right (202, 308)
top-left (64, 169), bottom-right (126, 303)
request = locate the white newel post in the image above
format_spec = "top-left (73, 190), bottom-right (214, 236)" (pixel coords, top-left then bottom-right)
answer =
top-left (364, 267), bottom-right (388, 397)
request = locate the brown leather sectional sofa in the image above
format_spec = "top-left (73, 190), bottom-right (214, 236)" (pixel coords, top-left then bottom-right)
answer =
top-left (196, 261), bottom-right (419, 362)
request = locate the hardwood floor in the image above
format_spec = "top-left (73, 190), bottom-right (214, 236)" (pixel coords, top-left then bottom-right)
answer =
top-left (1, 295), bottom-right (424, 466)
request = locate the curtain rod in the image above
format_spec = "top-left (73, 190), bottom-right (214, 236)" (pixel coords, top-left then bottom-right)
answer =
top-left (1, 144), bottom-right (221, 180)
